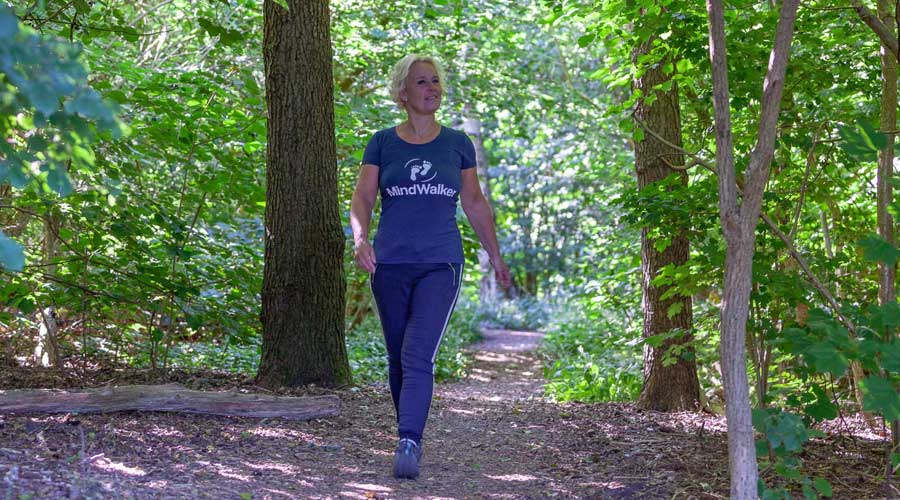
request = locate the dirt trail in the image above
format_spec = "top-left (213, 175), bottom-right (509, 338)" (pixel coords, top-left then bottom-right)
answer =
top-left (0, 330), bottom-right (888, 499)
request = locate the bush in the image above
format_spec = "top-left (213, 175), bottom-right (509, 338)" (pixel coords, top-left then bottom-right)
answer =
top-left (538, 294), bottom-right (643, 402)
top-left (476, 295), bottom-right (553, 331)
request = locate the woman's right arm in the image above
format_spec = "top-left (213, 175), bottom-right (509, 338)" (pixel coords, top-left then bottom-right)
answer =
top-left (350, 165), bottom-right (380, 273)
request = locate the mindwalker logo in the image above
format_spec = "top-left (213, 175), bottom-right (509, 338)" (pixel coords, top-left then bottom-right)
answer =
top-left (384, 158), bottom-right (457, 198)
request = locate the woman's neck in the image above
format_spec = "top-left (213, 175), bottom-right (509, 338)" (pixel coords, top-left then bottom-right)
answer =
top-left (403, 115), bottom-right (439, 139)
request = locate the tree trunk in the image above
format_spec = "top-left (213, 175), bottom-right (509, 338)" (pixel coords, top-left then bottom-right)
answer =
top-left (877, 0), bottom-right (897, 316)
top-left (706, 0), bottom-right (800, 497)
top-left (257, 0), bottom-right (351, 388)
top-left (464, 116), bottom-right (499, 304)
top-left (35, 213), bottom-right (61, 368)
top-left (876, 0), bottom-right (899, 453)
top-left (632, 41), bottom-right (699, 412)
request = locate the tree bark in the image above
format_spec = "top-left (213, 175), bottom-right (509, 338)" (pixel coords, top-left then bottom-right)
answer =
top-left (0, 384), bottom-right (340, 420)
top-left (876, 0), bottom-right (899, 453)
top-left (632, 40), bottom-right (700, 412)
top-left (877, 0), bottom-right (897, 313)
top-left (257, 0), bottom-right (351, 388)
top-left (706, 0), bottom-right (800, 498)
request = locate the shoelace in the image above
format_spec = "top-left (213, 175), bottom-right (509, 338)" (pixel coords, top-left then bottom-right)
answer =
top-left (399, 438), bottom-right (418, 455)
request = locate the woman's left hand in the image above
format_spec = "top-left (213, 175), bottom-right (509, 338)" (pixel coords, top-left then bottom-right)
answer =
top-left (491, 256), bottom-right (512, 290)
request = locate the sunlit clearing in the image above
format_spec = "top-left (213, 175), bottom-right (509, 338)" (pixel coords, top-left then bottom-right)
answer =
top-left (486, 473), bottom-right (539, 482)
top-left (91, 457), bottom-right (146, 476)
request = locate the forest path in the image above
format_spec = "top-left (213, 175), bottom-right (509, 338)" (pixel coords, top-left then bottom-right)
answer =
top-left (1, 329), bottom-right (886, 499)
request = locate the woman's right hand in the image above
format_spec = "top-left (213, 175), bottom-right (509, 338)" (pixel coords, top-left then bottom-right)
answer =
top-left (354, 240), bottom-right (377, 273)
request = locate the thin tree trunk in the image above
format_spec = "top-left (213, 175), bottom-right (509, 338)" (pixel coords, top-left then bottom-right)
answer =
top-left (35, 213), bottom-right (61, 368)
top-left (257, 0), bottom-right (351, 388)
top-left (877, 0), bottom-right (897, 318)
top-left (464, 116), bottom-right (499, 303)
top-left (632, 39), bottom-right (699, 411)
top-left (876, 0), bottom-right (899, 457)
top-left (706, 0), bottom-right (800, 497)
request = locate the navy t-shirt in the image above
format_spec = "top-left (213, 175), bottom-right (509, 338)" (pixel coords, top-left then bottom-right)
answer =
top-left (362, 126), bottom-right (476, 264)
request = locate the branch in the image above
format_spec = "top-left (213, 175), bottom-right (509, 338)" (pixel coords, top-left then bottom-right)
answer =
top-left (659, 155), bottom-right (713, 173)
top-left (789, 122), bottom-right (827, 241)
top-left (759, 212), bottom-right (857, 336)
top-left (740, 0), bottom-right (801, 232)
top-left (707, 0), bottom-right (739, 228)
top-left (632, 113), bottom-right (718, 173)
top-left (852, 0), bottom-right (900, 59)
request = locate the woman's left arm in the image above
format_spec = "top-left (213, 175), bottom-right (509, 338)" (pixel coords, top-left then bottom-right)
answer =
top-left (460, 168), bottom-right (511, 289)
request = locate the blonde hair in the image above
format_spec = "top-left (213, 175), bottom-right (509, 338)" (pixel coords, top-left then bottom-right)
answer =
top-left (388, 54), bottom-right (446, 107)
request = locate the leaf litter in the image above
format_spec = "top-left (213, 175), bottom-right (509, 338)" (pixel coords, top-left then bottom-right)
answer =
top-left (0, 329), bottom-right (891, 499)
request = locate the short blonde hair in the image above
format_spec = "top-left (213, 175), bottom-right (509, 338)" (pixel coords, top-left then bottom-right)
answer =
top-left (388, 54), bottom-right (446, 107)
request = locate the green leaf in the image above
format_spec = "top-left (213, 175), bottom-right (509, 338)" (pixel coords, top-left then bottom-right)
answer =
top-left (272, 0), bottom-right (289, 10)
top-left (861, 376), bottom-right (900, 421)
top-left (814, 477), bottom-right (833, 497)
top-left (768, 412), bottom-right (807, 452)
top-left (666, 302), bottom-right (683, 319)
top-left (198, 18), bottom-right (222, 37)
top-left (859, 234), bottom-right (899, 266)
top-left (118, 26), bottom-right (140, 42)
top-left (0, 232), bottom-right (25, 272)
top-left (47, 167), bottom-right (73, 197)
top-left (838, 119), bottom-right (888, 162)
top-left (0, 4), bottom-right (18, 41)
top-left (883, 341), bottom-right (900, 373)
top-left (577, 33), bottom-right (596, 48)
top-left (8, 162), bottom-right (29, 189)
top-left (74, 0), bottom-right (92, 14)
top-left (805, 341), bottom-right (849, 377)
top-left (802, 483), bottom-right (816, 500)
top-left (805, 385), bottom-right (838, 421)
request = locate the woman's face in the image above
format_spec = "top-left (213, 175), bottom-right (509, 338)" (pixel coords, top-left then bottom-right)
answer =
top-left (400, 61), bottom-right (442, 114)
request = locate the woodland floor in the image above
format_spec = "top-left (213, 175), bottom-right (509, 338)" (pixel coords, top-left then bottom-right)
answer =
top-left (0, 329), bottom-right (895, 499)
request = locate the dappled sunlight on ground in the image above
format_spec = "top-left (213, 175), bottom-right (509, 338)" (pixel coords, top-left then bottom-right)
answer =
top-left (485, 473), bottom-right (539, 482)
top-left (90, 456), bottom-right (146, 476)
top-left (2, 328), bottom-right (891, 499)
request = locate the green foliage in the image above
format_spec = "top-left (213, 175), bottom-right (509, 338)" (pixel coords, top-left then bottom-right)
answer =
top-left (0, 233), bottom-right (24, 272)
top-left (540, 293), bottom-right (642, 402)
top-left (347, 299), bottom-right (482, 385)
top-left (753, 408), bottom-right (832, 500)
top-left (476, 295), bottom-right (552, 331)
top-left (0, 3), bottom-right (121, 270)
top-left (837, 119), bottom-right (888, 163)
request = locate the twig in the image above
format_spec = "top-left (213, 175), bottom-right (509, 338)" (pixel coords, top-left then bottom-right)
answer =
top-left (632, 113), bottom-right (718, 173)
top-left (789, 122), bottom-right (827, 241)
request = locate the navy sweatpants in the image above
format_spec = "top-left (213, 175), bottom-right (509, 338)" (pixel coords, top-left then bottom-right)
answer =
top-left (371, 263), bottom-right (463, 444)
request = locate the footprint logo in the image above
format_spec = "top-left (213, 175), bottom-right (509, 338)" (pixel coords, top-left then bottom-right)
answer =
top-left (406, 159), bottom-right (437, 182)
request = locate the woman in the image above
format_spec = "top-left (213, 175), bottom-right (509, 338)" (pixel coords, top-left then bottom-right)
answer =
top-left (350, 54), bottom-right (511, 480)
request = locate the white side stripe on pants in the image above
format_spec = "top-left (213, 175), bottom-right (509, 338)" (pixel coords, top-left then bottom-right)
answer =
top-left (431, 263), bottom-right (463, 364)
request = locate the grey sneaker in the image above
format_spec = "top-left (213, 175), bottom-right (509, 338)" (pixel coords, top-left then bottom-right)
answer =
top-left (393, 438), bottom-right (420, 479)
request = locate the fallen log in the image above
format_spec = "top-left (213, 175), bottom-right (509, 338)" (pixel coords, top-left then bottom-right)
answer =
top-left (0, 383), bottom-right (340, 421)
